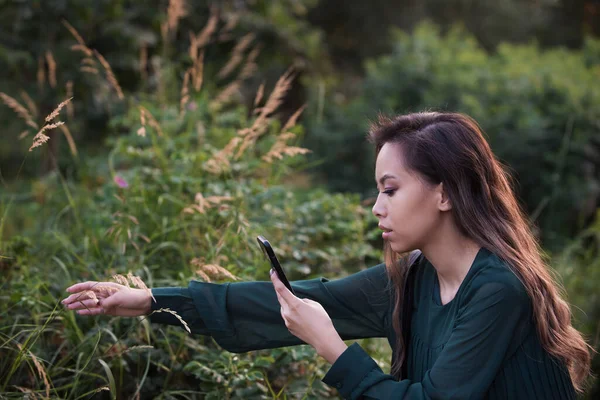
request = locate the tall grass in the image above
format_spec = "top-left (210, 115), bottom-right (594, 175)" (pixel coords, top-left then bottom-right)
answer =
top-left (0, 5), bottom-right (381, 399)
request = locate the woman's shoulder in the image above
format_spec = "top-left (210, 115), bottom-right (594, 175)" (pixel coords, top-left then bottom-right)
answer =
top-left (460, 248), bottom-right (531, 308)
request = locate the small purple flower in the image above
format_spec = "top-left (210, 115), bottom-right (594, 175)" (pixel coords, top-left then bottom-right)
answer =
top-left (114, 175), bottom-right (129, 189)
top-left (187, 101), bottom-right (198, 111)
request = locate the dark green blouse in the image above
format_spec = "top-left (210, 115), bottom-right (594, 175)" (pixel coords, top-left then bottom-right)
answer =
top-left (149, 247), bottom-right (576, 399)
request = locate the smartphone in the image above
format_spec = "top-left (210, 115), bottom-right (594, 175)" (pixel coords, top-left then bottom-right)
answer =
top-left (256, 235), bottom-right (296, 296)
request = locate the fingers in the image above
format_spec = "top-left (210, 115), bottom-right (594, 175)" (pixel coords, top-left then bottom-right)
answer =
top-left (270, 269), bottom-right (296, 306)
top-left (74, 306), bottom-right (144, 317)
top-left (75, 307), bottom-right (105, 316)
top-left (66, 299), bottom-right (99, 310)
top-left (62, 290), bottom-right (100, 305)
top-left (65, 281), bottom-right (99, 293)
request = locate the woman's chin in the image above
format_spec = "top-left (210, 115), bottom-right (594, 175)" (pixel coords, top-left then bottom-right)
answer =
top-left (388, 240), bottom-right (412, 254)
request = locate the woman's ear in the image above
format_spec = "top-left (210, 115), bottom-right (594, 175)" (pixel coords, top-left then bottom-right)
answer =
top-left (437, 182), bottom-right (452, 212)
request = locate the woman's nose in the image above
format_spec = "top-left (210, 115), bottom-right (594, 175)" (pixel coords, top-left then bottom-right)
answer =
top-left (372, 196), bottom-right (386, 218)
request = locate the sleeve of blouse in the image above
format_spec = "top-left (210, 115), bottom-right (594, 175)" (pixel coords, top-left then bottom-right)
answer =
top-left (149, 262), bottom-right (393, 353)
top-left (321, 280), bottom-right (531, 400)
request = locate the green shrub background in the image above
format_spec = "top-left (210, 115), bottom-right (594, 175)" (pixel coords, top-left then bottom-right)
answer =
top-left (1, 1), bottom-right (599, 398)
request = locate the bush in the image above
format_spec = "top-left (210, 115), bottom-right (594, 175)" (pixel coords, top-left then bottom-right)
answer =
top-left (0, 16), bottom-right (381, 400)
top-left (305, 22), bottom-right (600, 251)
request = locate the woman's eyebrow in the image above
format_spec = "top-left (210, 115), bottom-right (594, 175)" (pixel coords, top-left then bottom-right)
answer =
top-left (376, 173), bottom-right (396, 186)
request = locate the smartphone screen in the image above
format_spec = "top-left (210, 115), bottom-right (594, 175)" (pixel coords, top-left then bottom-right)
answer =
top-left (256, 235), bottom-right (296, 295)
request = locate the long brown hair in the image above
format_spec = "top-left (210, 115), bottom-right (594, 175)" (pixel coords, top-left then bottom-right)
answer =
top-left (367, 111), bottom-right (593, 393)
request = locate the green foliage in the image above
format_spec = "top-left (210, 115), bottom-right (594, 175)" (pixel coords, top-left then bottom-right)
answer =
top-left (0, 86), bottom-right (380, 398)
top-left (0, 8), bottom-right (380, 398)
top-left (0, 0), bottom-right (330, 177)
top-left (306, 22), bottom-right (600, 251)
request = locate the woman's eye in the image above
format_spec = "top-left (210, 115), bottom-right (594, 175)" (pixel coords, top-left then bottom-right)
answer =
top-left (372, 189), bottom-right (396, 197)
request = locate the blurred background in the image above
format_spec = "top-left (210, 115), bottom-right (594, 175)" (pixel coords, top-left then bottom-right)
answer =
top-left (1, 0), bottom-right (599, 398)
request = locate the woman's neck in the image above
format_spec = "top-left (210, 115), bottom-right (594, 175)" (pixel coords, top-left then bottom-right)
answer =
top-left (421, 225), bottom-right (481, 294)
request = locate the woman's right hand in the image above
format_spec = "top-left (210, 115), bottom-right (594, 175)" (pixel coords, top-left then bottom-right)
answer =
top-left (62, 281), bottom-right (152, 317)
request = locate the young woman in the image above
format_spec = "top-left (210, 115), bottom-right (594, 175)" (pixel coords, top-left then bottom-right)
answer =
top-left (63, 112), bottom-right (593, 399)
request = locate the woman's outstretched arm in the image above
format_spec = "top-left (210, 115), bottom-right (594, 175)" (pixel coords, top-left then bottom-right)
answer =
top-left (62, 262), bottom-right (393, 352)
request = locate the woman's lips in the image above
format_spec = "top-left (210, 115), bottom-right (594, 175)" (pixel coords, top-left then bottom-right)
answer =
top-left (382, 231), bottom-right (392, 240)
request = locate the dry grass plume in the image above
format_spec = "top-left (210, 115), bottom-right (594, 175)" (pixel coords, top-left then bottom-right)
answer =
top-left (154, 308), bottom-right (191, 333)
top-left (16, 343), bottom-right (51, 398)
top-left (217, 33), bottom-right (256, 80)
top-left (19, 90), bottom-right (38, 118)
top-left (138, 106), bottom-right (164, 137)
top-left (37, 55), bottom-right (45, 90)
top-left (0, 92), bottom-right (38, 129)
top-left (167, 0), bottom-right (187, 34)
top-left (66, 81), bottom-right (74, 119)
top-left (59, 124), bottom-right (78, 157)
top-left (30, 96), bottom-right (73, 151)
top-left (94, 50), bottom-right (124, 99)
top-left (45, 51), bottom-right (57, 88)
top-left (179, 69), bottom-right (191, 118)
top-left (191, 258), bottom-right (239, 283)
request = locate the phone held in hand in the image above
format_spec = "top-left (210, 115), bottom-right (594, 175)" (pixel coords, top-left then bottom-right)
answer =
top-left (256, 235), bottom-right (296, 295)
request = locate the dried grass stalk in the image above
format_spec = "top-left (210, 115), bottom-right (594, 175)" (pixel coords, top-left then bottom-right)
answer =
top-left (93, 284), bottom-right (120, 297)
top-left (203, 137), bottom-right (242, 174)
top-left (80, 66), bottom-right (99, 74)
top-left (112, 274), bottom-right (130, 287)
top-left (0, 92), bottom-right (38, 129)
top-left (191, 259), bottom-right (239, 282)
top-left (16, 343), bottom-right (51, 398)
top-left (94, 50), bottom-right (124, 99)
top-left (254, 82), bottom-right (265, 107)
top-left (65, 81), bottom-right (74, 119)
top-left (37, 55), bottom-right (46, 90)
top-left (138, 108), bottom-right (147, 137)
top-left (238, 46), bottom-right (261, 80)
top-left (59, 124), bottom-right (78, 157)
top-left (189, 31), bottom-right (198, 61)
top-left (139, 43), bottom-right (148, 81)
top-left (94, 386), bottom-right (110, 394)
top-left (192, 50), bottom-right (204, 92)
top-left (138, 106), bottom-right (164, 137)
top-left (80, 290), bottom-right (100, 305)
top-left (71, 44), bottom-right (94, 57)
top-left (179, 69), bottom-right (191, 118)
top-left (222, 13), bottom-right (239, 33)
top-left (210, 80), bottom-right (241, 110)
top-left (167, 0), bottom-right (187, 34)
top-left (45, 51), bottom-right (57, 88)
top-left (196, 269), bottom-right (212, 282)
top-left (62, 20), bottom-right (86, 46)
top-left (46, 97), bottom-right (73, 122)
top-left (281, 104), bottom-right (306, 132)
top-left (263, 143), bottom-right (311, 163)
top-left (123, 345), bottom-right (154, 354)
top-left (183, 193), bottom-right (233, 214)
top-left (64, 20), bottom-right (94, 58)
top-left (217, 33), bottom-right (255, 80)
top-left (154, 308), bottom-right (191, 333)
top-left (29, 122), bottom-right (64, 152)
top-left (127, 272), bottom-right (156, 302)
top-left (81, 57), bottom-right (96, 66)
top-left (160, 21), bottom-right (168, 43)
top-left (19, 91), bottom-right (38, 118)
top-left (195, 8), bottom-right (219, 49)
top-left (29, 132), bottom-right (50, 151)
top-left (232, 69), bottom-right (297, 160)
top-left (18, 130), bottom-right (30, 139)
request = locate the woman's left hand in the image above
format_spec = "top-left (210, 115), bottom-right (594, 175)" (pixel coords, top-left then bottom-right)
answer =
top-left (270, 269), bottom-right (348, 364)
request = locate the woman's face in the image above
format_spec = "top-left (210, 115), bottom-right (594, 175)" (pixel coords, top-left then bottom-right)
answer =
top-left (372, 142), bottom-right (447, 253)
